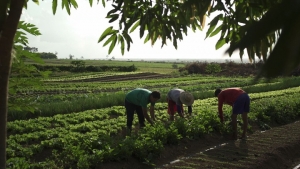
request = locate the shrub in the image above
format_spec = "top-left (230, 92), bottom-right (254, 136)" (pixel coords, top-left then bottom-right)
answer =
top-left (205, 63), bottom-right (222, 74)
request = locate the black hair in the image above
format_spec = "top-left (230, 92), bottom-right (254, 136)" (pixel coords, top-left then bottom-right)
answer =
top-left (151, 91), bottom-right (161, 99)
top-left (214, 88), bottom-right (222, 97)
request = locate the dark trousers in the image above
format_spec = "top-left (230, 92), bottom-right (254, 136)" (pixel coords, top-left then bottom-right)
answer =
top-left (125, 100), bottom-right (145, 129)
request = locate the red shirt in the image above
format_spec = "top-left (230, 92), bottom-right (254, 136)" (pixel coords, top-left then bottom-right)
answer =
top-left (218, 88), bottom-right (245, 116)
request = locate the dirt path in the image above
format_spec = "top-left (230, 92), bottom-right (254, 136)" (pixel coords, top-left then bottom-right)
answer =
top-left (98, 121), bottom-right (300, 169)
top-left (160, 121), bottom-right (300, 169)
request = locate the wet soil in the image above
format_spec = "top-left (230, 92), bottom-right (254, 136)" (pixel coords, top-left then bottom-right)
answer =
top-left (97, 121), bottom-right (300, 169)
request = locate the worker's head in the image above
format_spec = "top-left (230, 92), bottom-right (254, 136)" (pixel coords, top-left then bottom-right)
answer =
top-left (150, 91), bottom-right (161, 102)
top-left (179, 92), bottom-right (194, 106)
top-left (214, 88), bottom-right (222, 97)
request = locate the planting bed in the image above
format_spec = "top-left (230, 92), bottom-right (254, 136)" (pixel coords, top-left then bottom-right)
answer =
top-left (160, 121), bottom-right (300, 169)
top-left (7, 71), bottom-right (300, 169)
top-left (47, 72), bottom-right (171, 83)
top-left (97, 121), bottom-right (300, 169)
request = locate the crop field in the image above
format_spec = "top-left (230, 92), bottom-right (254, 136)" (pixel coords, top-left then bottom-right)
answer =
top-left (7, 60), bottom-right (300, 169)
top-left (25, 59), bottom-right (186, 74)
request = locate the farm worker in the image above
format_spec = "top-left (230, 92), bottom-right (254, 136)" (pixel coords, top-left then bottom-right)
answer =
top-left (125, 88), bottom-right (161, 131)
top-left (167, 88), bottom-right (194, 121)
top-left (214, 88), bottom-right (250, 140)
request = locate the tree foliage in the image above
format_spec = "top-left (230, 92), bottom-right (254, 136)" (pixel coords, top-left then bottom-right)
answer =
top-left (9, 46), bottom-right (50, 114)
top-left (98, 0), bottom-right (281, 62)
top-left (98, 0), bottom-right (300, 78)
top-left (70, 60), bottom-right (85, 72)
top-left (226, 0), bottom-right (300, 78)
top-left (9, 13), bottom-right (51, 115)
top-left (24, 46), bottom-right (38, 52)
top-left (39, 52), bottom-right (58, 59)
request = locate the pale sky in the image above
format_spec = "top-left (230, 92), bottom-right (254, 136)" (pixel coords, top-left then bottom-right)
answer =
top-left (21, 0), bottom-right (244, 61)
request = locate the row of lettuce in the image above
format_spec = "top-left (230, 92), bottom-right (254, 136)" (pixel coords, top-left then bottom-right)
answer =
top-left (17, 76), bottom-right (249, 94)
top-left (7, 86), bottom-right (300, 168)
top-left (9, 76), bottom-right (300, 121)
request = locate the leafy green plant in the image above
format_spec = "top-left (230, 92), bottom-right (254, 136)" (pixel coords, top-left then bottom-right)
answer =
top-left (6, 157), bottom-right (30, 169)
top-left (70, 60), bottom-right (86, 72)
top-left (112, 136), bottom-right (135, 161)
top-left (205, 63), bottom-right (222, 74)
top-left (141, 123), bottom-right (168, 144)
top-left (166, 123), bottom-right (182, 145)
top-left (173, 118), bottom-right (188, 138)
top-left (133, 137), bottom-right (163, 162)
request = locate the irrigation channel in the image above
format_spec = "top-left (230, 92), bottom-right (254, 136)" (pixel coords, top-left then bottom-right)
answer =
top-left (157, 121), bottom-right (300, 169)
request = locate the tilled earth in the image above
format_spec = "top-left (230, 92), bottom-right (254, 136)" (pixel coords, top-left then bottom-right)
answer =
top-left (98, 121), bottom-right (300, 169)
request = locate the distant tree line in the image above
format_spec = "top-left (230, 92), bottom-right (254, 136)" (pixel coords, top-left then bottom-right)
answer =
top-left (39, 52), bottom-right (58, 59)
top-left (31, 61), bottom-right (137, 73)
top-left (24, 47), bottom-right (58, 59)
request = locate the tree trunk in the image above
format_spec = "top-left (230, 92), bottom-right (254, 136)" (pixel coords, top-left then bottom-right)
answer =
top-left (0, 0), bottom-right (25, 168)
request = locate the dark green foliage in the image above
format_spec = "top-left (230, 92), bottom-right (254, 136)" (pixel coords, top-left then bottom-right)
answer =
top-left (31, 64), bottom-right (137, 73)
top-left (39, 52), bottom-right (58, 59)
top-left (205, 63), bottom-right (222, 74)
top-left (180, 61), bottom-right (261, 76)
top-left (70, 60), bottom-right (86, 72)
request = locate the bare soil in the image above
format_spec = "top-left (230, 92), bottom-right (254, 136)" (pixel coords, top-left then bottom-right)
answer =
top-left (48, 72), bottom-right (171, 83)
top-left (16, 72), bottom-right (171, 97)
top-left (97, 121), bottom-right (300, 169)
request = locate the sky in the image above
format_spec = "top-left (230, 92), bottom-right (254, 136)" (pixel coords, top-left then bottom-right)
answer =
top-left (21, 0), bottom-right (243, 61)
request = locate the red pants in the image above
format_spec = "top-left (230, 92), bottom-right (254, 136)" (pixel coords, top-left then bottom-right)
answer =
top-left (167, 99), bottom-right (184, 115)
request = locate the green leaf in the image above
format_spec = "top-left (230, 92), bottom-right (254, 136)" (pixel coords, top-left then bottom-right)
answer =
top-left (32, 0), bottom-right (39, 5)
top-left (62, 0), bottom-right (71, 15)
top-left (176, 30), bottom-right (183, 40)
top-left (70, 0), bottom-right (78, 9)
top-left (89, 0), bottom-right (93, 7)
top-left (209, 24), bottom-right (222, 37)
top-left (215, 38), bottom-right (226, 50)
top-left (98, 26), bottom-right (113, 42)
top-left (151, 31), bottom-right (158, 45)
top-left (108, 14), bottom-right (119, 23)
top-left (18, 21), bottom-right (41, 36)
top-left (52, 0), bottom-right (58, 14)
top-left (102, 0), bottom-right (106, 7)
top-left (25, 52), bottom-right (44, 64)
top-left (108, 34), bottom-right (117, 54)
top-left (102, 34), bottom-right (116, 47)
top-left (172, 33), bottom-right (178, 49)
top-left (205, 14), bottom-right (222, 39)
top-left (144, 33), bottom-right (150, 44)
top-left (107, 9), bottom-right (118, 16)
top-left (130, 20), bottom-right (140, 33)
top-left (239, 49), bottom-right (244, 60)
top-left (140, 16), bottom-right (146, 38)
top-left (15, 21), bottom-right (41, 46)
top-left (123, 32), bottom-right (133, 51)
top-left (123, 0), bottom-right (129, 17)
top-left (118, 35), bottom-right (125, 55)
